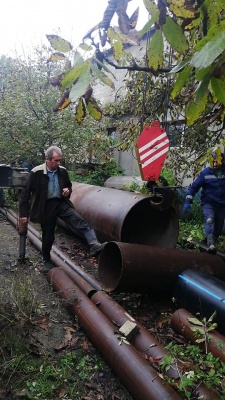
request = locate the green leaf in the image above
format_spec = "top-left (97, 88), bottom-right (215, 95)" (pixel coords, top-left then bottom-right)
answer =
top-left (61, 61), bottom-right (90, 91)
top-left (107, 27), bottom-right (123, 61)
top-left (207, 324), bottom-right (217, 332)
top-left (188, 317), bottom-right (203, 326)
top-left (147, 30), bottom-right (163, 70)
top-left (139, 16), bottom-right (158, 38)
top-left (191, 31), bottom-right (225, 70)
top-left (73, 51), bottom-right (84, 67)
top-left (69, 70), bottom-right (91, 103)
top-left (92, 57), bottom-right (116, 79)
top-left (211, 76), bottom-right (225, 106)
top-left (196, 338), bottom-right (205, 343)
top-left (139, 0), bottom-right (160, 38)
top-left (169, 57), bottom-right (192, 74)
top-left (207, 311), bottom-right (217, 324)
top-left (91, 64), bottom-right (115, 89)
top-left (171, 65), bottom-right (192, 99)
top-left (195, 66), bottom-right (211, 81)
top-left (186, 100), bottom-right (206, 126)
top-left (46, 35), bottom-right (73, 53)
top-left (194, 75), bottom-right (210, 104)
top-left (162, 16), bottom-right (188, 54)
top-left (78, 43), bottom-right (94, 52)
top-left (143, 0), bottom-right (160, 19)
top-left (195, 21), bottom-right (225, 51)
top-left (185, 76), bottom-right (209, 125)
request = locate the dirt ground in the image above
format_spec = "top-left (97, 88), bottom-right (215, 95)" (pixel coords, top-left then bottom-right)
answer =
top-left (0, 209), bottom-right (176, 400)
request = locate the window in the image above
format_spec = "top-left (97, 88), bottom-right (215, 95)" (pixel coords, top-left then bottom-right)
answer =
top-left (107, 127), bottom-right (117, 139)
top-left (166, 121), bottom-right (185, 147)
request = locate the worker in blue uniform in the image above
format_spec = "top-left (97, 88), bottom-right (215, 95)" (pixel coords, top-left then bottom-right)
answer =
top-left (182, 147), bottom-right (225, 253)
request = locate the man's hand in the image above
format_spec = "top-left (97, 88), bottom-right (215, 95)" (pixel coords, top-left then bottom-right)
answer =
top-left (19, 217), bottom-right (28, 223)
top-left (182, 201), bottom-right (192, 219)
top-left (62, 188), bottom-right (70, 197)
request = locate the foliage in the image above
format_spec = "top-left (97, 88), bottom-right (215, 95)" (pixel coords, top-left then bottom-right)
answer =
top-left (187, 312), bottom-right (218, 353)
top-left (0, 50), bottom-right (116, 169)
top-left (163, 341), bottom-right (225, 399)
top-left (69, 158), bottom-right (123, 187)
top-left (45, 0), bottom-right (225, 130)
top-left (101, 68), bottom-right (223, 181)
top-left (1, 349), bottom-right (106, 399)
top-left (160, 166), bottom-right (176, 186)
top-left (0, 268), bottom-right (107, 400)
top-left (179, 220), bottom-right (204, 245)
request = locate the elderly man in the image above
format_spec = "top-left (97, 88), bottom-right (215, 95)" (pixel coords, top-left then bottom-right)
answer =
top-left (19, 146), bottom-right (105, 273)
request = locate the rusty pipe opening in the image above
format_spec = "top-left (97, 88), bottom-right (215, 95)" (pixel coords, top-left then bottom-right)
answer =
top-left (99, 242), bottom-right (225, 293)
top-left (99, 242), bottom-right (122, 292)
top-left (120, 199), bottom-right (177, 246)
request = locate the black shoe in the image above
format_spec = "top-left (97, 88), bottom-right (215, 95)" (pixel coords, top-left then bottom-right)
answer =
top-left (41, 260), bottom-right (53, 274)
top-left (90, 242), bottom-right (107, 257)
top-left (207, 244), bottom-right (217, 254)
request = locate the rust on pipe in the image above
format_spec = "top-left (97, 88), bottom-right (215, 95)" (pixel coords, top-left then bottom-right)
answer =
top-left (98, 242), bottom-right (225, 293)
top-left (91, 290), bottom-right (180, 379)
top-left (5, 210), bottom-right (219, 399)
top-left (54, 265), bottom-right (220, 398)
top-left (47, 267), bottom-right (182, 400)
top-left (70, 182), bottom-right (179, 248)
top-left (56, 256), bottom-right (178, 378)
top-left (91, 291), bottom-right (219, 400)
top-left (171, 308), bottom-right (225, 363)
top-left (180, 238), bottom-right (225, 263)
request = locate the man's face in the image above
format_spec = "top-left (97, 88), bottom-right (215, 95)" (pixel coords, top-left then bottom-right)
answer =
top-left (213, 159), bottom-right (223, 169)
top-left (46, 151), bottom-right (62, 171)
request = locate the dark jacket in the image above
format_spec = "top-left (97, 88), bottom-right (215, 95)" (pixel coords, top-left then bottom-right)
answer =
top-left (186, 165), bottom-right (225, 206)
top-left (19, 163), bottom-right (72, 223)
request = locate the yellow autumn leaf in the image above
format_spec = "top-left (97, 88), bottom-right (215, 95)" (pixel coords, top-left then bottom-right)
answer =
top-left (86, 98), bottom-right (102, 121)
top-left (75, 98), bottom-right (86, 124)
top-left (166, 0), bottom-right (197, 19)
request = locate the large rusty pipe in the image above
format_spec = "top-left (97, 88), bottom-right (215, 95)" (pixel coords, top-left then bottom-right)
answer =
top-left (70, 182), bottom-right (179, 248)
top-left (171, 308), bottom-right (225, 363)
top-left (98, 242), bottom-right (225, 293)
top-left (47, 267), bottom-right (182, 400)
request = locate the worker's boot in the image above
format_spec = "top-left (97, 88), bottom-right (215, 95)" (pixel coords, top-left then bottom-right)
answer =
top-left (207, 234), bottom-right (216, 254)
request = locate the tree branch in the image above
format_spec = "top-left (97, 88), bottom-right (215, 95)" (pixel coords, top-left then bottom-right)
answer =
top-left (105, 58), bottom-right (171, 75)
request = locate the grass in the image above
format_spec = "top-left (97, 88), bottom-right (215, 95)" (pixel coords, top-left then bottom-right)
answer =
top-left (0, 269), bottom-right (108, 400)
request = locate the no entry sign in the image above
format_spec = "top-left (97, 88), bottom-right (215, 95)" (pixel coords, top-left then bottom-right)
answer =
top-left (136, 121), bottom-right (169, 181)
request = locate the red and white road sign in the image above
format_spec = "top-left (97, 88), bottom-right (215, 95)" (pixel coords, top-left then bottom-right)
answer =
top-left (136, 121), bottom-right (169, 181)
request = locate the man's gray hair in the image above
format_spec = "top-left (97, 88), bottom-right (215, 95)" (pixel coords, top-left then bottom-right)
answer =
top-left (45, 146), bottom-right (62, 160)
